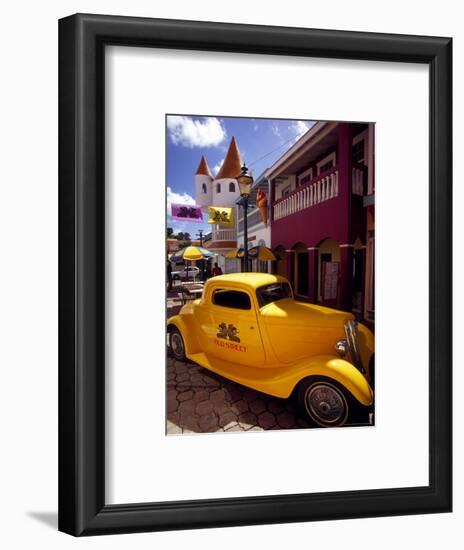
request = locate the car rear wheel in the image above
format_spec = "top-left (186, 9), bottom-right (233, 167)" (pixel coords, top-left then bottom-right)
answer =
top-left (169, 327), bottom-right (186, 361)
top-left (298, 377), bottom-right (349, 428)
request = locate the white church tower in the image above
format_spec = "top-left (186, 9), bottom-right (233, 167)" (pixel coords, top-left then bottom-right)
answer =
top-left (195, 136), bottom-right (244, 273)
top-left (212, 136), bottom-right (242, 206)
top-left (194, 155), bottom-right (213, 211)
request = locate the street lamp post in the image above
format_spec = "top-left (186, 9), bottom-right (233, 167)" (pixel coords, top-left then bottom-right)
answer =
top-left (236, 163), bottom-right (254, 273)
top-left (242, 195), bottom-right (249, 272)
top-left (196, 229), bottom-right (204, 280)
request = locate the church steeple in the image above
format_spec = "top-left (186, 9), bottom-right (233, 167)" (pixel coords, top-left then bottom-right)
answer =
top-left (195, 155), bottom-right (213, 177)
top-left (216, 137), bottom-right (242, 180)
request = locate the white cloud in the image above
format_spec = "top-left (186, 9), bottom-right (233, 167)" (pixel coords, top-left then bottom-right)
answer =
top-left (212, 160), bottom-right (223, 176)
top-left (289, 120), bottom-right (313, 142)
top-left (167, 218), bottom-right (193, 234)
top-left (167, 216), bottom-right (209, 236)
top-left (271, 124), bottom-right (281, 138)
top-left (167, 186), bottom-right (195, 210)
top-left (167, 115), bottom-right (227, 148)
top-left (253, 123), bottom-right (259, 131)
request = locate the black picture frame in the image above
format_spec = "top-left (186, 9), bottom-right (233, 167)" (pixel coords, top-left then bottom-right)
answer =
top-left (59, 13), bottom-right (452, 536)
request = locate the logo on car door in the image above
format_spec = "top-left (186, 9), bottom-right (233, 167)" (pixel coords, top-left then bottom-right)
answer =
top-left (216, 322), bottom-right (240, 342)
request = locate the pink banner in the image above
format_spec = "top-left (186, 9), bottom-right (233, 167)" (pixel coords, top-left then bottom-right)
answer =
top-left (171, 203), bottom-right (204, 223)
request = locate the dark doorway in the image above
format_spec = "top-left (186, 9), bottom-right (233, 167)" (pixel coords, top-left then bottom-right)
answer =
top-left (352, 248), bottom-right (365, 312)
top-left (296, 252), bottom-right (309, 296)
top-left (320, 252), bottom-right (332, 263)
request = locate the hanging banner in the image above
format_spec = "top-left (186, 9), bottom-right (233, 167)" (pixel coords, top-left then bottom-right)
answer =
top-left (171, 203), bottom-right (204, 223)
top-left (256, 190), bottom-right (268, 226)
top-left (207, 206), bottom-right (234, 226)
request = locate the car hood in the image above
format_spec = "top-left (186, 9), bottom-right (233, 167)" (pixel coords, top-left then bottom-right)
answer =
top-left (259, 298), bottom-right (353, 364)
top-left (260, 298), bottom-right (353, 326)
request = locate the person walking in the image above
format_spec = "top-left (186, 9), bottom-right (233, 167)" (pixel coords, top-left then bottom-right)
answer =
top-left (212, 262), bottom-right (223, 277)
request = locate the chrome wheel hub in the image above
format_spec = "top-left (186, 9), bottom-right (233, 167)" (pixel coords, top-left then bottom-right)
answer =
top-left (305, 383), bottom-right (347, 426)
top-left (171, 333), bottom-right (184, 357)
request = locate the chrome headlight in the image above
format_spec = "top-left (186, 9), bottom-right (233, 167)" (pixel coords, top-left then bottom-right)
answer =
top-left (344, 319), bottom-right (366, 374)
top-left (335, 339), bottom-right (348, 357)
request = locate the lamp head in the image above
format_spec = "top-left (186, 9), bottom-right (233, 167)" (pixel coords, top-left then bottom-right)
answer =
top-left (236, 163), bottom-right (253, 197)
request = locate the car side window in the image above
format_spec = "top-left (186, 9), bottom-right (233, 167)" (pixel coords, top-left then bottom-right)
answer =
top-left (212, 289), bottom-right (251, 310)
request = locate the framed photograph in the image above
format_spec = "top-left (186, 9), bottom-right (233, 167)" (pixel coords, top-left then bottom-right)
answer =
top-left (165, 115), bottom-right (376, 434)
top-left (59, 14), bottom-right (452, 536)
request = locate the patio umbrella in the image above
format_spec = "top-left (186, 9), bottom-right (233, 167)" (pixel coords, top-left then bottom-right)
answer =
top-left (170, 245), bottom-right (214, 263)
top-left (248, 245), bottom-right (276, 261)
top-left (224, 247), bottom-right (244, 259)
top-left (223, 246), bottom-right (276, 271)
top-left (225, 246), bottom-right (276, 261)
top-left (170, 245), bottom-right (214, 282)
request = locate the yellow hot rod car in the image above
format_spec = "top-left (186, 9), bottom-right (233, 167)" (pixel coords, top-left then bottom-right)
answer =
top-left (167, 273), bottom-right (374, 428)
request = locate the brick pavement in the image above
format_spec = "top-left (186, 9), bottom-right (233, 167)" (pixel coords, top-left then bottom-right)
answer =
top-left (166, 353), bottom-right (312, 434)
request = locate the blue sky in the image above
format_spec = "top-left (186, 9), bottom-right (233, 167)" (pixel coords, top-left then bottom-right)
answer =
top-left (166, 115), bottom-right (315, 236)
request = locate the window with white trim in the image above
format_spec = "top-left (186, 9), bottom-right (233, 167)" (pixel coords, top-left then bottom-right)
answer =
top-left (352, 140), bottom-right (365, 164)
top-left (298, 167), bottom-right (313, 187)
top-left (317, 152), bottom-right (336, 175)
top-left (281, 185), bottom-right (291, 197)
top-left (352, 128), bottom-right (368, 165)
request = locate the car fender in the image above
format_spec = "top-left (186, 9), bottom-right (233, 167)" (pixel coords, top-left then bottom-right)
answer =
top-left (287, 354), bottom-right (373, 406)
top-left (167, 314), bottom-right (201, 356)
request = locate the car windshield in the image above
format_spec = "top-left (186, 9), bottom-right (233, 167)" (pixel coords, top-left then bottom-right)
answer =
top-left (256, 283), bottom-right (292, 307)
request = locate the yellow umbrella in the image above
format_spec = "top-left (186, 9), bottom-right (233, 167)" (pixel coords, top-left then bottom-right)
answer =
top-left (224, 246), bottom-right (276, 261)
top-left (170, 245), bottom-right (214, 262)
top-left (170, 245), bottom-right (214, 282)
top-left (248, 246), bottom-right (276, 261)
top-left (224, 248), bottom-right (244, 259)
top-left (182, 246), bottom-right (208, 261)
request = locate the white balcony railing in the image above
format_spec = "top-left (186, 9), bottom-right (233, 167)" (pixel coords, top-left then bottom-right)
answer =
top-left (212, 228), bottom-right (236, 241)
top-left (273, 169), bottom-right (339, 221)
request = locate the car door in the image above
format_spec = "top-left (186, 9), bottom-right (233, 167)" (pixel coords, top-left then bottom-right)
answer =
top-left (197, 285), bottom-right (265, 367)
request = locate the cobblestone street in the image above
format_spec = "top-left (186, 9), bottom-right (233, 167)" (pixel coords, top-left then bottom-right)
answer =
top-left (166, 353), bottom-right (311, 434)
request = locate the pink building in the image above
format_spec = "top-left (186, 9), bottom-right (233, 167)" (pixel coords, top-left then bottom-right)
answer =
top-left (268, 121), bottom-right (375, 324)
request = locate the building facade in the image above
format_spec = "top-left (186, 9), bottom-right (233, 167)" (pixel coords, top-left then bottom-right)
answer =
top-left (268, 121), bottom-right (375, 324)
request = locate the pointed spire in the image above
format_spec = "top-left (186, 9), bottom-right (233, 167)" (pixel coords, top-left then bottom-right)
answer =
top-left (216, 137), bottom-right (242, 179)
top-left (195, 155), bottom-right (213, 177)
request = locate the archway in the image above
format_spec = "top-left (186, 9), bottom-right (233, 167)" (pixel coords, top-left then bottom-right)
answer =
top-left (317, 238), bottom-right (341, 305)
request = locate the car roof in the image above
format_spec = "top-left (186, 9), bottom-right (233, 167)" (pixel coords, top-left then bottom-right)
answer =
top-left (207, 272), bottom-right (289, 290)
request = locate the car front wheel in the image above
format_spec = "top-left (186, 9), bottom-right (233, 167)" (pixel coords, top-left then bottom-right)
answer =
top-left (169, 327), bottom-right (186, 361)
top-left (298, 377), bottom-right (349, 428)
